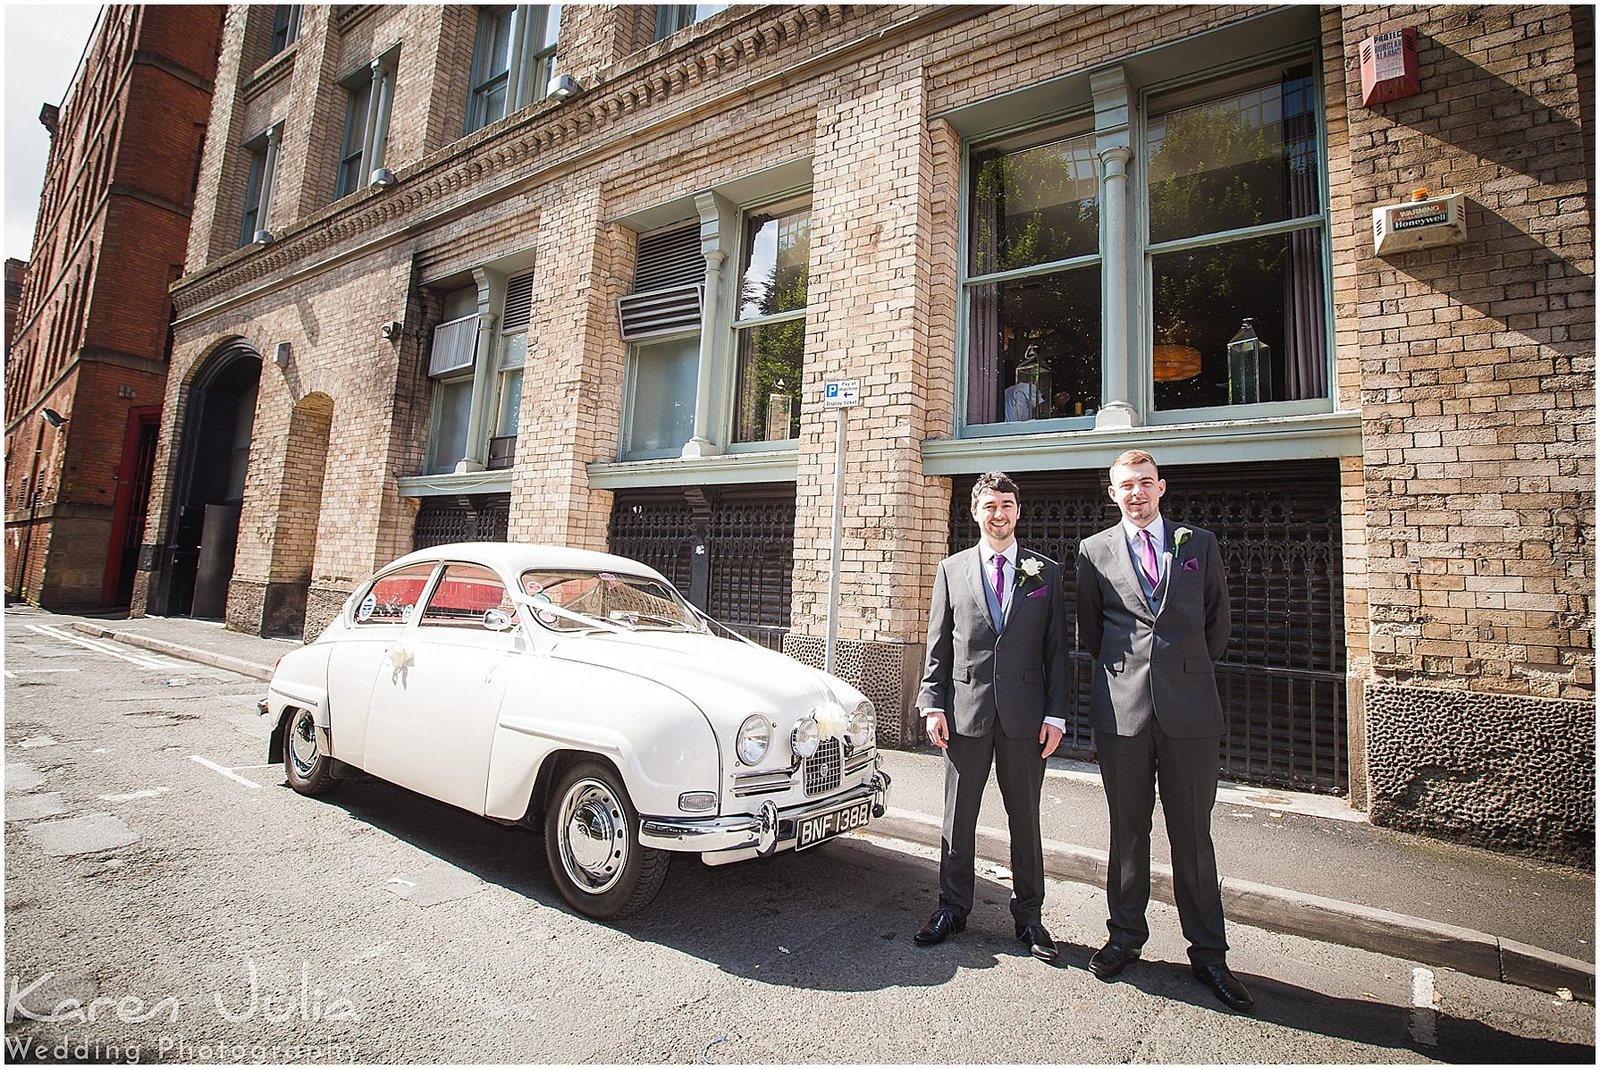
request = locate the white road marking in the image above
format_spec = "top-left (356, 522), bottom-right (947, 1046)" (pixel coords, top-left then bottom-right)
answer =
top-left (25, 624), bottom-right (183, 670)
top-left (7, 668), bottom-right (81, 674)
top-left (188, 755), bottom-right (262, 789)
top-left (99, 786), bottom-right (173, 802)
top-left (1409, 967), bottom-right (1438, 1046)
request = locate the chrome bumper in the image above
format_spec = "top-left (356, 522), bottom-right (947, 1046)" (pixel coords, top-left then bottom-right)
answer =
top-left (639, 765), bottom-right (891, 856)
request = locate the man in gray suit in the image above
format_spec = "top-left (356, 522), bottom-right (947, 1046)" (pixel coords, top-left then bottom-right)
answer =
top-left (1075, 449), bottom-right (1253, 1012)
top-left (914, 472), bottom-right (1068, 962)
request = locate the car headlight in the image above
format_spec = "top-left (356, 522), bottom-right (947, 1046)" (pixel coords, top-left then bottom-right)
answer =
top-left (791, 716), bottom-right (821, 759)
top-left (846, 700), bottom-right (876, 749)
top-left (736, 715), bottom-right (771, 766)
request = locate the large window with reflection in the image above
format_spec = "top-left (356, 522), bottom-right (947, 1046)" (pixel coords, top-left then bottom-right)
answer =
top-left (1146, 60), bottom-right (1326, 412)
top-left (965, 124), bottom-right (1101, 428)
top-left (732, 197), bottom-right (809, 444)
top-left (958, 53), bottom-right (1329, 434)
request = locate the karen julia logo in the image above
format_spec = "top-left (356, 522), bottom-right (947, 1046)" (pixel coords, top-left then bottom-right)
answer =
top-left (7, 960), bottom-right (358, 1025)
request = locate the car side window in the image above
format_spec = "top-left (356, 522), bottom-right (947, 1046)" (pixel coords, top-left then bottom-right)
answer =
top-left (353, 563), bottom-right (437, 625)
top-left (419, 563), bottom-right (515, 628)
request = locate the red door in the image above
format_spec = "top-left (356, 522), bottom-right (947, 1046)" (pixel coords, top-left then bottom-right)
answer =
top-left (102, 406), bottom-right (162, 606)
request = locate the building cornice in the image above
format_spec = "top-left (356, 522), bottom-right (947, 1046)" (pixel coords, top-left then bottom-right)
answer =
top-left (171, 4), bottom-right (995, 326)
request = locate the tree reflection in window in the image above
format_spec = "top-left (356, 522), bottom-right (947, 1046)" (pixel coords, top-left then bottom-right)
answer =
top-left (1147, 62), bottom-right (1326, 410)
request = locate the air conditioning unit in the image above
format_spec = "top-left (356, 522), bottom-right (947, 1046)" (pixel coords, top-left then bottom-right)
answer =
top-left (1373, 192), bottom-right (1466, 256)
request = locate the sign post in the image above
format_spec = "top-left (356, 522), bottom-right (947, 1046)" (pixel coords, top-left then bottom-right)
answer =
top-left (821, 380), bottom-right (859, 675)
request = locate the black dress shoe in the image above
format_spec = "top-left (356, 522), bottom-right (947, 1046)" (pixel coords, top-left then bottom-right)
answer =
top-left (913, 907), bottom-right (966, 946)
top-left (1015, 923), bottom-right (1059, 962)
top-left (1088, 940), bottom-right (1140, 980)
top-left (1192, 962), bottom-right (1255, 1013)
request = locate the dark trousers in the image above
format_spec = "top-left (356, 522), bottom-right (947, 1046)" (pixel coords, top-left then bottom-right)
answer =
top-left (939, 724), bottom-right (1046, 927)
top-left (1095, 723), bottom-right (1228, 965)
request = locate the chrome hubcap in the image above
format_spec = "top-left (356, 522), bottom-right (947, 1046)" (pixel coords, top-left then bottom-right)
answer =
top-left (288, 713), bottom-right (318, 774)
top-left (559, 778), bottom-right (627, 894)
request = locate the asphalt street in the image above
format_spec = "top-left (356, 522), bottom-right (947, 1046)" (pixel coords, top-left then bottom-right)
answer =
top-left (4, 610), bottom-right (1595, 1063)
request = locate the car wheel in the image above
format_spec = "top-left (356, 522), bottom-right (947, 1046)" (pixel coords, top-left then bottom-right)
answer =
top-left (544, 760), bottom-right (669, 920)
top-left (283, 707), bottom-right (340, 796)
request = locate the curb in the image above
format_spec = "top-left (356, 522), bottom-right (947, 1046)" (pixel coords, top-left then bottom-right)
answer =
top-left (68, 622), bottom-right (275, 682)
top-left (865, 810), bottom-right (1595, 1002)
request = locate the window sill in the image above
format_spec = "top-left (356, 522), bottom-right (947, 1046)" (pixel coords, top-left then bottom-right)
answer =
top-left (588, 449), bottom-right (798, 489)
top-left (922, 410), bottom-right (1361, 476)
top-left (398, 469), bottom-right (514, 497)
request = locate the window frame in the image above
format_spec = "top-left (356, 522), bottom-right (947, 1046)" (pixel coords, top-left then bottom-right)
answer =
top-left (951, 43), bottom-right (1335, 440)
top-left (959, 115), bottom-right (1103, 437)
top-left (727, 192), bottom-right (811, 450)
top-left (1138, 54), bottom-right (1333, 425)
top-left (466, 5), bottom-right (562, 136)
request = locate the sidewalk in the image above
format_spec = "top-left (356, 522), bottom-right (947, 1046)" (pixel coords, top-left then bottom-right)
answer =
top-left (17, 605), bottom-right (1596, 1001)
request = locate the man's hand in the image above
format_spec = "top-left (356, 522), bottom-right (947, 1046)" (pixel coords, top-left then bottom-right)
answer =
top-left (1039, 721), bottom-right (1064, 759)
top-left (924, 710), bottom-right (950, 750)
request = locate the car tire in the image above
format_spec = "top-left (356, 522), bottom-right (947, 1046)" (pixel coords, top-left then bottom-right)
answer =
top-left (545, 760), bottom-right (669, 920)
top-left (283, 707), bottom-right (340, 796)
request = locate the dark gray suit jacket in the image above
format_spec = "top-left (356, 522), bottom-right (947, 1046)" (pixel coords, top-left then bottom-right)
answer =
top-left (917, 546), bottom-right (1070, 738)
top-left (1075, 521), bottom-right (1231, 739)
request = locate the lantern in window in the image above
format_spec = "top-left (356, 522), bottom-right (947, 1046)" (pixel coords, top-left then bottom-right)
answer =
top-left (1227, 318), bottom-right (1273, 405)
top-left (1004, 344), bottom-right (1051, 421)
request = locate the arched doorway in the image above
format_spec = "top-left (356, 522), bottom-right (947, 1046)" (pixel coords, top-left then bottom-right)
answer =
top-left (157, 343), bottom-right (261, 618)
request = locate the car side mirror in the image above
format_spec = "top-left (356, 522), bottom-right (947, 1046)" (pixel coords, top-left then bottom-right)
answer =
top-left (483, 608), bottom-right (515, 632)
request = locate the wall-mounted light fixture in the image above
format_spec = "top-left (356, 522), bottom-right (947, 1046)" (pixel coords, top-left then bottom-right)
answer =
top-left (41, 408), bottom-right (68, 428)
top-left (368, 167), bottom-right (398, 189)
top-left (547, 73), bottom-right (581, 101)
top-left (273, 342), bottom-right (291, 368)
top-left (380, 321), bottom-right (403, 340)
top-left (253, 229), bottom-right (274, 246)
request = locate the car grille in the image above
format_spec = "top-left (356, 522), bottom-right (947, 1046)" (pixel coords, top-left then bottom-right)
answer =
top-left (803, 738), bottom-right (842, 796)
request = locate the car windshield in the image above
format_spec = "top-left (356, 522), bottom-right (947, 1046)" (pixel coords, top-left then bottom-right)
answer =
top-left (518, 569), bottom-right (706, 634)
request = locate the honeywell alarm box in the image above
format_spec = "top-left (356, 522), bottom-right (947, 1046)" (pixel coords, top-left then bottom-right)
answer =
top-left (1372, 193), bottom-right (1467, 255)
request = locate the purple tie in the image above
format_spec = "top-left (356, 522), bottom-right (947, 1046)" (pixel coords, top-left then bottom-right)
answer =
top-left (1140, 530), bottom-right (1160, 584)
top-left (993, 553), bottom-right (1006, 603)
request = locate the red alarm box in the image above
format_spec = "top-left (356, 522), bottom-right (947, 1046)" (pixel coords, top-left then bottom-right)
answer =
top-left (1360, 27), bottom-right (1420, 106)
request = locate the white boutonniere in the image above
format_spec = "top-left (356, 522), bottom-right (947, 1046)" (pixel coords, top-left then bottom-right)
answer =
top-left (1015, 556), bottom-right (1047, 596)
top-left (1173, 528), bottom-right (1199, 573)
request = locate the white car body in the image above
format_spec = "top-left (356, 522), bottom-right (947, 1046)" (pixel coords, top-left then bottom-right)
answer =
top-left (262, 542), bottom-right (890, 917)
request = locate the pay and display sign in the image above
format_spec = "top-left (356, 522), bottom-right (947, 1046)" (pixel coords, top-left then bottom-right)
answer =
top-left (823, 380), bottom-right (860, 409)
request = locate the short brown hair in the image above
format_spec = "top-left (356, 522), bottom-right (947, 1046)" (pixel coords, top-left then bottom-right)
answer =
top-left (1109, 449), bottom-right (1158, 479)
top-left (970, 471), bottom-right (1020, 511)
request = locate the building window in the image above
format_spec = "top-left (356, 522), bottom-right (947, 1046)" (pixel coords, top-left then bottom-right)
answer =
top-left (655, 4), bottom-right (726, 40)
top-left (1146, 60), bottom-right (1327, 411)
top-left (335, 50), bottom-right (399, 199)
top-left (958, 52), bottom-right (1329, 434)
top-left (238, 124), bottom-right (282, 247)
top-left (965, 124), bottom-right (1101, 426)
top-left (625, 335), bottom-right (699, 458)
top-left (424, 269), bottom-right (535, 475)
top-left (731, 196), bottom-right (809, 444)
top-left (467, 5), bottom-right (562, 135)
top-left (269, 5), bottom-right (302, 56)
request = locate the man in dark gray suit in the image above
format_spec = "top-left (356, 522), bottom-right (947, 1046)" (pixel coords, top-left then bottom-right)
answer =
top-left (914, 472), bottom-right (1069, 962)
top-left (1075, 448), bottom-right (1253, 1012)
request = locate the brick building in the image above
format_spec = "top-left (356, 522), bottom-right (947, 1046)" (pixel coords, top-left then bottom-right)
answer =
top-left (141, 4), bottom-right (1593, 862)
top-left (4, 5), bottom-right (224, 609)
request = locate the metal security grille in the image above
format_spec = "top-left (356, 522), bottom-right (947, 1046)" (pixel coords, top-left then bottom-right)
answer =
top-left (804, 738), bottom-right (843, 795)
top-left (609, 484), bottom-right (794, 651)
top-left (947, 460), bottom-right (1347, 792)
top-left (413, 495), bottom-right (510, 550)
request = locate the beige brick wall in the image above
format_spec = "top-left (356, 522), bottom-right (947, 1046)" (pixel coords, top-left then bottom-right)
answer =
top-left (1342, 4), bottom-right (1594, 701)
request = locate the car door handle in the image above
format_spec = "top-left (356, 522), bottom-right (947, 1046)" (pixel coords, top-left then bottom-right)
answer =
top-left (387, 645), bottom-right (413, 669)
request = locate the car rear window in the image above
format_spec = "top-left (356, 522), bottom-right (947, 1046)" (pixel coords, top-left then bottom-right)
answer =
top-left (354, 563), bottom-right (437, 625)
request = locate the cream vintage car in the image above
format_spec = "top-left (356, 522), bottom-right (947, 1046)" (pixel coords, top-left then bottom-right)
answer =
top-left (262, 542), bottom-right (890, 919)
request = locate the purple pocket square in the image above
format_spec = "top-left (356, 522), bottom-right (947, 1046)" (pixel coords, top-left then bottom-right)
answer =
top-left (1026, 585), bottom-right (1050, 598)
top-left (1182, 558), bottom-right (1199, 572)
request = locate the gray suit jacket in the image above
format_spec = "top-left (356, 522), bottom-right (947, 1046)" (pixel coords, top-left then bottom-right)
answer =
top-left (917, 546), bottom-right (1070, 738)
top-left (1075, 521), bottom-right (1231, 739)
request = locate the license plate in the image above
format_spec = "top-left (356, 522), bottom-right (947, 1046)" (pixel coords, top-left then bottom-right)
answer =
top-left (796, 799), bottom-right (872, 851)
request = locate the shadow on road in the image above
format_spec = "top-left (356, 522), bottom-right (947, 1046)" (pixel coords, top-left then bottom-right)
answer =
top-left (305, 774), bottom-right (1590, 1062)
